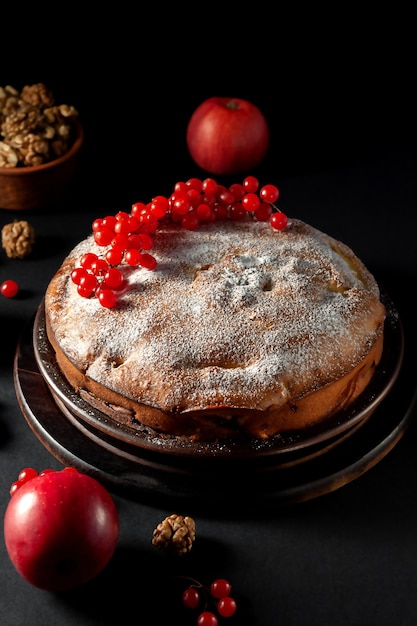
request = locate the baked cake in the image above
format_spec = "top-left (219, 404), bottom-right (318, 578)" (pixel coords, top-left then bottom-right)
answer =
top-left (44, 185), bottom-right (386, 442)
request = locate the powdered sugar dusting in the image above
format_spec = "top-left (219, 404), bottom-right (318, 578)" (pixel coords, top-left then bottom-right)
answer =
top-left (45, 219), bottom-right (385, 413)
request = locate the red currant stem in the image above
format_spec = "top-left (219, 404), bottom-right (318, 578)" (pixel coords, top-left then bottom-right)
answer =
top-left (176, 575), bottom-right (205, 589)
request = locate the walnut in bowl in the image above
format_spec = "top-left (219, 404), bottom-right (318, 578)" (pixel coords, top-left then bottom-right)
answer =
top-left (0, 84), bottom-right (83, 211)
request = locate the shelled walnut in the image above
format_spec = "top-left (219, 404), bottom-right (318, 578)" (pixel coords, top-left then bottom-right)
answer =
top-left (152, 514), bottom-right (196, 556)
top-left (0, 83), bottom-right (78, 168)
top-left (2, 220), bottom-right (35, 258)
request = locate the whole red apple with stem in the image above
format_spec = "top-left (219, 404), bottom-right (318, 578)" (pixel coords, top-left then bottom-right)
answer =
top-left (4, 467), bottom-right (119, 591)
top-left (186, 96), bottom-right (270, 176)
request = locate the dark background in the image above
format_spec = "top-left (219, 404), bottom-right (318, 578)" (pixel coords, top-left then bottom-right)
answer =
top-left (1, 7), bottom-right (416, 626)
top-left (2, 8), bottom-right (415, 207)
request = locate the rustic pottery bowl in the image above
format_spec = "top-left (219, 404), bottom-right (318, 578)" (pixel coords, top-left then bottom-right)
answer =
top-left (0, 118), bottom-right (83, 211)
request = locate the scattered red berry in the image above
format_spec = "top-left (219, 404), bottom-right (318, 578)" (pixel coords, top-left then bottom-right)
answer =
top-left (71, 176), bottom-right (287, 307)
top-left (217, 596), bottom-right (237, 618)
top-left (210, 578), bottom-right (232, 599)
top-left (197, 611), bottom-right (219, 626)
top-left (182, 586), bottom-right (201, 609)
top-left (1, 279), bottom-right (19, 298)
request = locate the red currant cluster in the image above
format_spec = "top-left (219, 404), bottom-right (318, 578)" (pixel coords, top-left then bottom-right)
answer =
top-left (180, 577), bottom-right (237, 624)
top-left (71, 175), bottom-right (287, 308)
top-left (9, 467), bottom-right (77, 497)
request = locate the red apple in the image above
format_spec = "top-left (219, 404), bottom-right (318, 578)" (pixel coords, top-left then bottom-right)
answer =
top-left (186, 97), bottom-right (270, 176)
top-left (4, 467), bottom-right (119, 591)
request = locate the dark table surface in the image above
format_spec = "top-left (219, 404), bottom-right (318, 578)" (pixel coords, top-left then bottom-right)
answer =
top-left (1, 21), bottom-right (417, 624)
top-left (1, 144), bottom-right (417, 625)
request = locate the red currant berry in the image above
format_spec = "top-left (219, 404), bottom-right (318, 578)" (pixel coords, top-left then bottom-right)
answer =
top-left (101, 215), bottom-right (117, 231)
top-left (202, 177), bottom-right (218, 195)
top-left (139, 253), bottom-right (157, 270)
top-left (106, 247), bottom-right (124, 266)
top-left (111, 233), bottom-right (129, 250)
top-left (219, 189), bottom-right (235, 206)
top-left (185, 177), bottom-right (203, 192)
top-left (114, 219), bottom-right (131, 236)
top-left (1, 279), bottom-right (19, 298)
top-left (260, 183), bottom-right (279, 204)
top-left (91, 258), bottom-right (109, 275)
top-left (186, 187), bottom-right (201, 205)
top-left (229, 182), bottom-right (244, 200)
top-left (131, 201), bottom-right (148, 219)
top-left (150, 195), bottom-right (169, 218)
top-left (115, 211), bottom-right (129, 221)
top-left (71, 267), bottom-right (87, 286)
top-left (241, 193), bottom-right (261, 213)
top-left (201, 192), bottom-right (216, 208)
top-left (197, 611), bottom-right (218, 626)
top-left (242, 175), bottom-right (259, 193)
top-left (173, 181), bottom-right (187, 194)
top-left (182, 586), bottom-right (200, 609)
top-left (77, 286), bottom-right (92, 298)
top-left (270, 211), bottom-right (288, 231)
top-left (92, 218), bottom-right (103, 232)
top-left (94, 228), bottom-right (114, 247)
top-left (229, 202), bottom-right (246, 221)
top-left (127, 215), bottom-right (139, 231)
top-left (210, 578), bottom-right (232, 599)
top-left (127, 233), bottom-right (142, 249)
top-left (172, 196), bottom-right (191, 216)
top-left (217, 596), bottom-right (237, 617)
top-left (196, 203), bottom-right (214, 221)
top-left (138, 233), bottom-right (154, 250)
top-left (215, 204), bottom-right (228, 220)
top-left (254, 202), bottom-right (272, 222)
top-left (80, 252), bottom-right (99, 269)
top-left (103, 268), bottom-right (124, 290)
top-left (140, 215), bottom-right (159, 233)
top-left (125, 248), bottom-right (142, 267)
top-left (97, 288), bottom-right (117, 309)
top-left (79, 273), bottom-right (98, 292)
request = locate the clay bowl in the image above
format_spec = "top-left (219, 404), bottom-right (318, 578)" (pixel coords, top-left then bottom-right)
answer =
top-left (0, 118), bottom-right (83, 211)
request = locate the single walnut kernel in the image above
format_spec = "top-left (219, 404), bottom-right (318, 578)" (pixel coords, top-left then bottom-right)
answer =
top-left (20, 83), bottom-right (55, 108)
top-left (2, 220), bottom-right (35, 258)
top-left (152, 514), bottom-right (196, 556)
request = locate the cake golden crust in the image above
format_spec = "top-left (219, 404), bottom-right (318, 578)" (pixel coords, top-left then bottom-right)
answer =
top-left (44, 219), bottom-right (386, 441)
